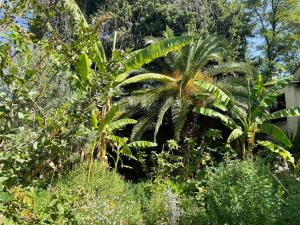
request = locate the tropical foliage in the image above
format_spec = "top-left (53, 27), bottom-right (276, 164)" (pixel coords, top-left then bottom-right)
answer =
top-left (119, 28), bottom-right (252, 141)
top-left (1, 0), bottom-right (300, 224)
top-left (194, 75), bottom-right (300, 160)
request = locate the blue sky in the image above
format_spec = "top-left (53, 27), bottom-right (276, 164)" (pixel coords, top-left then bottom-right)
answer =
top-left (247, 36), bottom-right (264, 59)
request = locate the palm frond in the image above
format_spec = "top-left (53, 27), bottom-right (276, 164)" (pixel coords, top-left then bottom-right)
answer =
top-left (204, 62), bottom-right (253, 76)
top-left (193, 80), bottom-right (231, 105)
top-left (184, 35), bottom-right (225, 81)
top-left (163, 26), bottom-right (175, 39)
top-left (130, 115), bottom-right (155, 141)
top-left (172, 99), bottom-right (191, 140)
top-left (118, 85), bottom-right (176, 111)
top-left (154, 97), bottom-right (174, 142)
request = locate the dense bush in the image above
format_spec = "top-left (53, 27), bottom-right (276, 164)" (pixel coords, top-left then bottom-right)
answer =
top-left (1, 1), bottom-right (300, 224)
top-left (54, 163), bottom-right (206, 224)
top-left (0, 186), bottom-right (75, 224)
top-left (55, 163), bottom-right (143, 224)
top-left (204, 159), bottom-right (284, 225)
top-left (277, 174), bottom-right (300, 225)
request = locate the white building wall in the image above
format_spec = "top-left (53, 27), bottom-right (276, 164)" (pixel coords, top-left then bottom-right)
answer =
top-left (277, 67), bottom-right (300, 136)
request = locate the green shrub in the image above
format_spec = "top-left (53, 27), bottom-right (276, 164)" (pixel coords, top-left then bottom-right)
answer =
top-left (0, 186), bottom-right (75, 224)
top-left (54, 163), bottom-right (143, 224)
top-left (204, 159), bottom-right (284, 225)
top-left (277, 174), bottom-right (300, 225)
top-left (132, 180), bottom-right (207, 225)
top-left (133, 182), bottom-right (171, 225)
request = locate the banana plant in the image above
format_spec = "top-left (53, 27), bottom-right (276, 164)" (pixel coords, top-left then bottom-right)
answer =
top-left (75, 32), bottom-right (192, 162)
top-left (87, 104), bottom-right (156, 175)
top-left (69, 0), bottom-right (193, 163)
top-left (109, 135), bottom-right (157, 173)
top-left (193, 75), bottom-right (300, 160)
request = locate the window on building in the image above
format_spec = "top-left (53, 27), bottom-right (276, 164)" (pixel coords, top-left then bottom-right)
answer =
top-left (270, 93), bottom-right (287, 122)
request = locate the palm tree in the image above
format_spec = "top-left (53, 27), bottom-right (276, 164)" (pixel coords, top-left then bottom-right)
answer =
top-left (67, 0), bottom-right (193, 162)
top-left (194, 75), bottom-right (300, 160)
top-left (117, 28), bottom-right (252, 142)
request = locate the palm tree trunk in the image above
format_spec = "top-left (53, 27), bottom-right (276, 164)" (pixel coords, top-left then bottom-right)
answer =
top-left (179, 111), bottom-right (195, 166)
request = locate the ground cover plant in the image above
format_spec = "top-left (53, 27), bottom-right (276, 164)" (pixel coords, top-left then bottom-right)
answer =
top-left (0, 0), bottom-right (300, 224)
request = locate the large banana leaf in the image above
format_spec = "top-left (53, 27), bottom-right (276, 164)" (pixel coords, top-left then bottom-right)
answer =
top-left (63, 0), bottom-right (88, 27)
top-left (118, 73), bottom-right (175, 87)
top-left (258, 140), bottom-right (294, 164)
top-left (91, 110), bottom-right (99, 128)
top-left (212, 101), bottom-right (227, 112)
top-left (260, 123), bottom-right (292, 147)
top-left (193, 80), bottom-right (231, 105)
top-left (114, 68), bottom-right (150, 84)
top-left (122, 36), bottom-right (193, 72)
top-left (227, 128), bottom-right (243, 143)
top-left (76, 53), bottom-right (90, 82)
top-left (107, 119), bottom-right (137, 132)
top-left (264, 106), bottom-right (300, 121)
top-left (193, 107), bottom-right (238, 129)
top-left (128, 141), bottom-right (157, 148)
top-left (97, 106), bottom-right (119, 132)
top-left (252, 74), bottom-right (264, 99)
top-left (92, 41), bottom-right (107, 72)
top-left (252, 76), bottom-right (292, 120)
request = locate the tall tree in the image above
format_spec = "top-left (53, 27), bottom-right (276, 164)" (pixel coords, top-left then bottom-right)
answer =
top-left (245, 0), bottom-right (300, 78)
top-left (81, 0), bottom-right (252, 60)
top-left (118, 29), bottom-right (251, 142)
